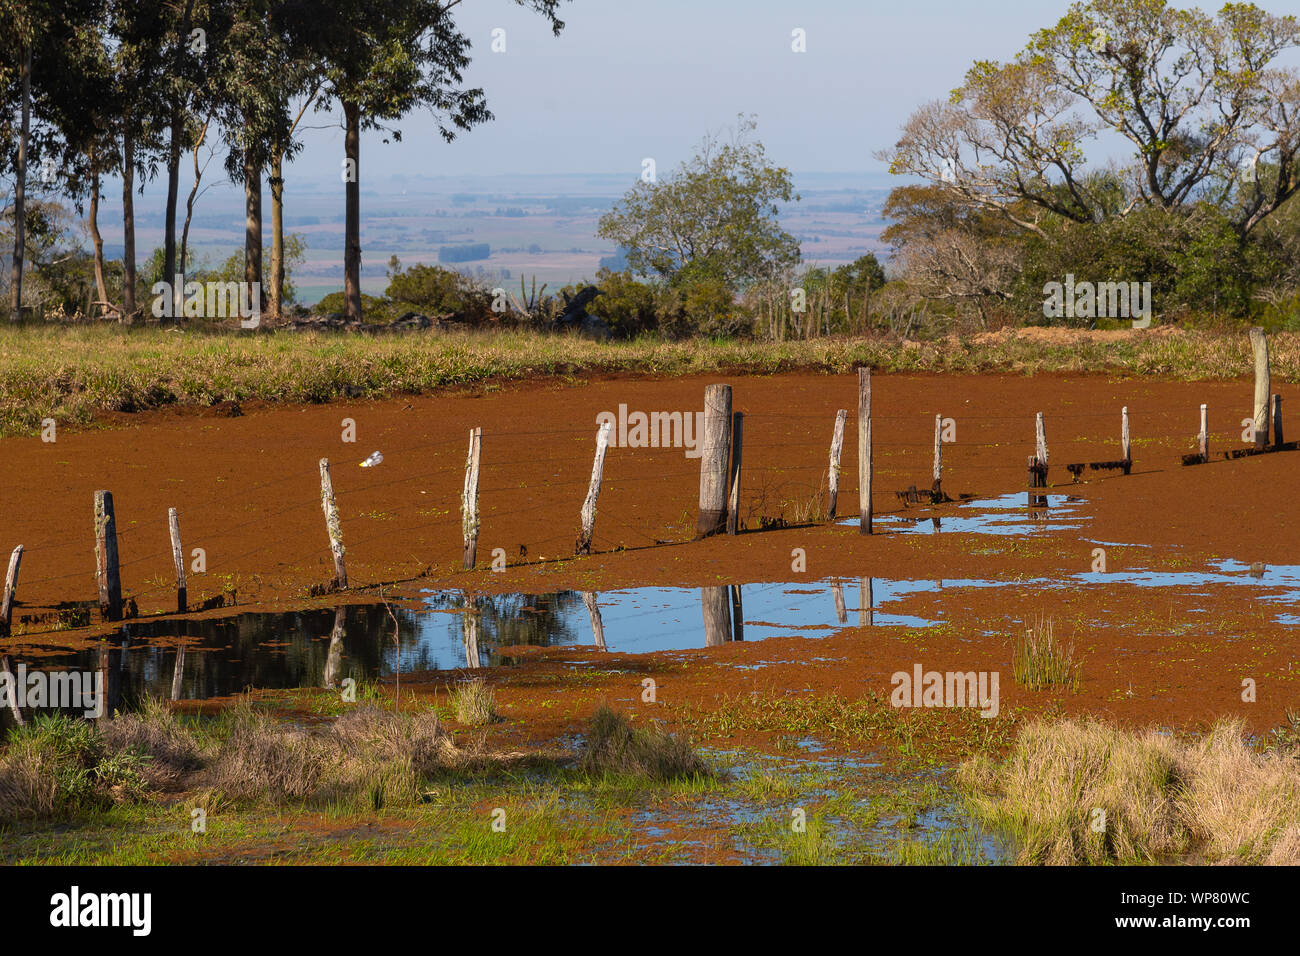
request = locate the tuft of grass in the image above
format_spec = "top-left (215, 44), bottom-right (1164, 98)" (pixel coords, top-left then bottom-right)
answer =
top-left (1012, 615), bottom-right (1082, 691)
top-left (959, 717), bottom-right (1300, 865)
top-left (450, 679), bottom-right (498, 727)
top-left (579, 705), bottom-right (712, 782)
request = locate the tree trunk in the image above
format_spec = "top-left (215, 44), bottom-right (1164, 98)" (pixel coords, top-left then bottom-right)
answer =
top-left (269, 147), bottom-right (284, 317)
top-left (9, 44), bottom-right (31, 322)
top-left (243, 151), bottom-right (263, 317)
top-left (343, 99), bottom-right (362, 321)
top-left (165, 115), bottom-right (182, 317)
top-left (122, 109), bottom-right (137, 320)
top-left (89, 157), bottom-right (109, 317)
top-left (180, 117), bottom-right (210, 279)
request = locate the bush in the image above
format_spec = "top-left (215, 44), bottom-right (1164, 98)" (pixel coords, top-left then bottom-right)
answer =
top-left (385, 259), bottom-right (493, 323)
top-left (579, 704), bottom-right (712, 781)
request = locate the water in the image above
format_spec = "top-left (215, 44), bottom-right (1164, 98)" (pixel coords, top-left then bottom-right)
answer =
top-left (845, 493), bottom-right (1089, 536)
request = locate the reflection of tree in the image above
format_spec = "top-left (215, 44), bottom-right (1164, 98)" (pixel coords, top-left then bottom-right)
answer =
top-left (426, 591), bottom-right (584, 666)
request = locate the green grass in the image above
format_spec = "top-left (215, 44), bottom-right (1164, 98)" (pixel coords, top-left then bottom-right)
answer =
top-left (1, 323), bottom-right (1296, 436)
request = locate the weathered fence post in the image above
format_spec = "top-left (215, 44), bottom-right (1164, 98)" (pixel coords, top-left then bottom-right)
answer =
top-left (726, 412), bottom-right (743, 535)
top-left (858, 368), bottom-right (873, 535)
top-left (697, 384), bottom-right (733, 537)
top-left (1035, 412), bottom-right (1048, 482)
top-left (1199, 404), bottom-right (1209, 463)
top-left (0, 545), bottom-right (22, 635)
top-left (462, 427), bottom-right (481, 569)
top-left (576, 421), bottom-right (612, 555)
top-left (94, 490), bottom-right (123, 621)
top-left (318, 459), bottom-right (348, 589)
top-left (168, 508), bottom-right (186, 613)
top-left (827, 409), bottom-right (847, 519)
top-left (932, 413), bottom-right (943, 500)
top-left (1121, 406), bottom-right (1132, 474)
top-left (1249, 326), bottom-right (1270, 450)
top-left (1273, 394), bottom-right (1283, 447)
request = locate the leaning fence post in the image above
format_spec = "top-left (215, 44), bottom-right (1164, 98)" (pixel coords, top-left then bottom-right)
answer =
top-left (0, 545), bottom-right (22, 635)
top-left (726, 412), bottom-right (743, 535)
top-left (1249, 327), bottom-right (1271, 450)
top-left (318, 459), bottom-right (348, 589)
top-left (1199, 404), bottom-right (1209, 463)
top-left (827, 409), bottom-right (847, 520)
top-left (1121, 406), bottom-right (1132, 474)
top-left (858, 368), bottom-right (873, 535)
top-left (697, 384), bottom-right (732, 537)
top-left (168, 508), bottom-right (187, 613)
top-left (576, 422), bottom-right (612, 555)
top-left (94, 490), bottom-right (123, 621)
top-left (462, 427), bottom-right (481, 569)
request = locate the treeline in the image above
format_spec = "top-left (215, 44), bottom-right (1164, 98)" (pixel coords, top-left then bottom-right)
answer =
top-left (0, 0), bottom-right (566, 323)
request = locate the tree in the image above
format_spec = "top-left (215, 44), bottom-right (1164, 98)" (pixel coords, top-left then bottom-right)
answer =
top-left (598, 115), bottom-right (800, 290)
top-left (302, 0), bottom-right (566, 321)
top-left (879, 0), bottom-right (1300, 239)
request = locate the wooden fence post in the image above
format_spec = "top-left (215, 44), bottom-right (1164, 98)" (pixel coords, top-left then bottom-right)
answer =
top-left (1249, 326), bottom-right (1270, 450)
top-left (932, 413), bottom-right (943, 500)
top-left (827, 409), bottom-right (847, 519)
top-left (1121, 406), bottom-right (1132, 474)
top-left (576, 422), bottom-right (612, 555)
top-left (0, 545), bottom-right (22, 635)
top-left (1035, 412), bottom-right (1048, 481)
top-left (462, 427), bottom-right (481, 569)
top-left (1199, 404), bottom-right (1209, 463)
top-left (318, 459), bottom-right (348, 589)
top-left (726, 412), bottom-right (743, 535)
top-left (858, 368), bottom-right (873, 535)
top-left (94, 490), bottom-right (123, 621)
top-left (697, 384), bottom-right (732, 537)
top-left (168, 508), bottom-right (186, 613)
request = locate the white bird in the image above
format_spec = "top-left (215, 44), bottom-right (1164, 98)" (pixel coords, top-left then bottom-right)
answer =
top-left (360, 451), bottom-right (384, 468)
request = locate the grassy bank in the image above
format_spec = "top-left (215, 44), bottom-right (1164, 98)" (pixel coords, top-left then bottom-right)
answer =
top-left (1, 324), bottom-right (1297, 437)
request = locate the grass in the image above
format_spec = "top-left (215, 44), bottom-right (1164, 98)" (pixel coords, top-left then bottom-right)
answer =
top-left (1, 323), bottom-right (1297, 436)
top-left (450, 678), bottom-right (498, 727)
top-left (578, 704), bottom-right (714, 781)
top-left (959, 717), bottom-right (1300, 864)
top-left (1012, 615), bottom-right (1082, 692)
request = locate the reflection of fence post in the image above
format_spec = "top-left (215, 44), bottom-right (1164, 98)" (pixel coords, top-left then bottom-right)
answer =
top-left (827, 409), bottom-right (847, 519)
top-left (324, 607), bottom-right (345, 688)
top-left (168, 508), bottom-right (186, 613)
top-left (1249, 327), bottom-right (1270, 450)
top-left (726, 412), bottom-right (743, 535)
top-left (0, 655), bottom-right (23, 726)
top-left (576, 422), bottom-right (611, 555)
top-left (170, 641), bottom-right (186, 701)
top-left (582, 591), bottom-right (606, 650)
top-left (729, 584), bottom-right (744, 642)
top-left (832, 580), bottom-right (847, 625)
top-left (701, 586), bottom-right (731, 646)
top-left (1121, 406), bottom-right (1131, 474)
top-left (94, 490), bottom-right (123, 620)
top-left (318, 460), bottom-right (347, 589)
top-left (858, 369), bottom-right (872, 535)
top-left (698, 385), bottom-right (732, 537)
top-left (462, 427), bottom-right (481, 569)
top-left (462, 599), bottom-right (481, 668)
top-left (1199, 404), bottom-right (1209, 463)
top-left (0, 545), bottom-right (22, 635)
top-left (858, 577), bottom-right (873, 627)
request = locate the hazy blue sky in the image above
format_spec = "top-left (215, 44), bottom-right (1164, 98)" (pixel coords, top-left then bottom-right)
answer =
top-left (284, 0), bottom-right (1093, 183)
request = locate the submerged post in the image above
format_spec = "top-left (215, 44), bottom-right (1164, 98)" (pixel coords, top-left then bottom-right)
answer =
top-left (93, 490), bottom-right (123, 621)
top-left (576, 422), bottom-right (612, 555)
top-left (168, 508), bottom-right (186, 613)
top-left (318, 459), bottom-right (347, 589)
top-left (1249, 327), bottom-right (1270, 450)
top-left (726, 412), bottom-right (743, 535)
top-left (1121, 406), bottom-right (1132, 474)
top-left (0, 545), bottom-right (22, 635)
top-left (462, 427), bottom-right (481, 569)
top-left (827, 409), bottom-right (847, 520)
top-left (858, 368), bottom-right (873, 535)
top-left (697, 384), bottom-right (732, 537)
